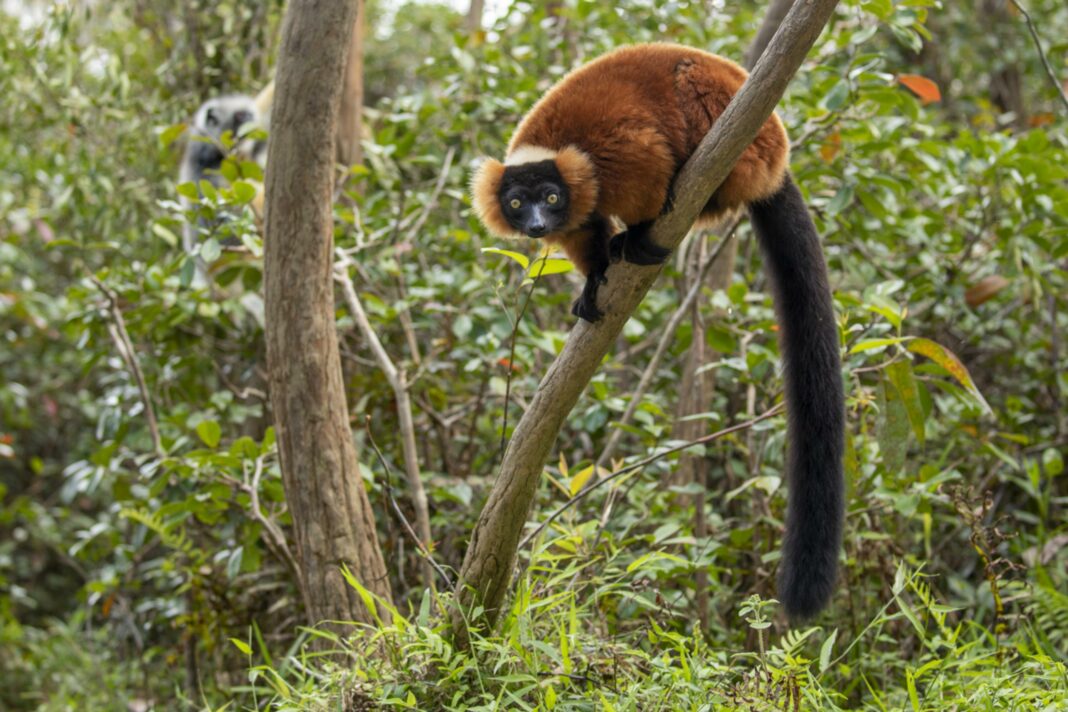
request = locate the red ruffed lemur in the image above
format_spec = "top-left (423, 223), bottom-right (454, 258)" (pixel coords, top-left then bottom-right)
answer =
top-left (472, 43), bottom-right (844, 619)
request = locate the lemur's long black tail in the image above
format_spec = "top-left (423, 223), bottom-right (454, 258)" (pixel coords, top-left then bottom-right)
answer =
top-left (748, 174), bottom-right (844, 620)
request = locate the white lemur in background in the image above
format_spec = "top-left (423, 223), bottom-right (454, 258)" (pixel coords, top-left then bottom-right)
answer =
top-left (178, 83), bottom-right (274, 258)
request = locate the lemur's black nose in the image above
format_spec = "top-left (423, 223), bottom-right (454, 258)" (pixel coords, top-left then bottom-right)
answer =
top-left (233, 110), bottom-right (253, 127)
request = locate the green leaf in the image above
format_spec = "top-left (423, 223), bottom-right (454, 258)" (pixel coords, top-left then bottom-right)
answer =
top-left (1043, 448), bottom-right (1064, 477)
top-left (230, 180), bottom-right (258, 205)
top-left (239, 160), bottom-right (264, 181)
top-left (823, 80), bottom-right (850, 111)
top-left (850, 337), bottom-right (910, 354)
top-left (201, 237), bottom-right (221, 263)
top-left (452, 314), bottom-right (472, 339)
top-left (230, 637), bottom-right (252, 656)
top-left (886, 360), bottom-right (926, 446)
top-left (865, 296), bottom-right (904, 329)
top-left (877, 378), bottom-right (909, 475)
top-left (176, 182), bottom-right (199, 200)
top-left (819, 628), bottom-right (838, 674)
top-left (527, 257), bottom-right (573, 277)
top-left (196, 420), bottom-right (221, 448)
top-left (481, 246), bottom-right (529, 269)
top-left (906, 668), bottom-right (921, 712)
top-left (826, 185), bottom-right (854, 216)
top-left (198, 179), bottom-right (218, 201)
top-left (180, 256), bottom-right (197, 287)
top-left (159, 122), bottom-right (187, 148)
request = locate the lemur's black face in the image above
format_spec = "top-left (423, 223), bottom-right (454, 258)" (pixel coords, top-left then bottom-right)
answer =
top-left (498, 160), bottom-right (570, 238)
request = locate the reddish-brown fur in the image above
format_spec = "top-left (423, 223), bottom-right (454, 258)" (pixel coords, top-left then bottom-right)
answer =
top-left (471, 43), bottom-right (790, 275)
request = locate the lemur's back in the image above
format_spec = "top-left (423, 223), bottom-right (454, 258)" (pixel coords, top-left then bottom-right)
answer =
top-left (508, 43), bottom-right (789, 220)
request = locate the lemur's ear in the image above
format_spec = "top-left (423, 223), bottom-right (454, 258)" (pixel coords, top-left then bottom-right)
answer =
top-left (554, 145), bottom-right (599, 231)
top-left (471, 158), bottom-right (515, 238)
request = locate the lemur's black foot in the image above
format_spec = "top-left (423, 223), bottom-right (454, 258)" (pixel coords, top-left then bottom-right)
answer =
top-left (572, 269), bottom-right (608, 322)
top-left (571, 296), bottom-right (603, 322)
top-left (609, 220), bottom-right (671, 266)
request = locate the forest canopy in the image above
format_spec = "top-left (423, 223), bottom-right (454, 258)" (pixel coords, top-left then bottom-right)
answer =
top-left (1, 0), bottom-right (1066, 709)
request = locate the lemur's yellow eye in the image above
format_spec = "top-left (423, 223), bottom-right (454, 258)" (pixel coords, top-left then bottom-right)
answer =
top-left (547, 193), bottom-right (559, 204)
top-left (510, 198), bottom-right (521, 209)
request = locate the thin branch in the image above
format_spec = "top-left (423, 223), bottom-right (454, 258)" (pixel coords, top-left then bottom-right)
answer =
top-left (498, 259), bottom-right (550, 464)
top-left (520, 404), bottom-right (784, 549)
top-left (365, 418), bottom-right (454, 588)
top-left (1008, 0), bottom-right (1068, 114)
top-left (391, 147), bottom-right (457, 366)
top-left (335, 256), bottom-right (435, 589)
top-left (241, 456), bottom-right (304, 593)
top-left (403, 146), bottom-right (456, 239)
top-left (88, 276), bottom-right (164, 457)
top-left (594, 221), bottom-right (740, 470)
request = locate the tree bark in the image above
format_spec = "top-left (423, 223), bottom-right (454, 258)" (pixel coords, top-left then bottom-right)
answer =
top-left (451, 0), bottom-right (841, 645)
top-left (263, 0), bottom-right (391, 628)
top-left (466, 0), bottom-right (484, 36)
top-left (337, 1), bottom-right (365, 167)
top-left (746, 0), bottom-right (796, 70)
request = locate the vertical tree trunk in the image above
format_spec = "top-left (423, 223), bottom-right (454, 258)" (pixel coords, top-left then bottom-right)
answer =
top-left (263, 0), bottom-right (391, 628)
top-left (337, 1), bottom-right (365, 168)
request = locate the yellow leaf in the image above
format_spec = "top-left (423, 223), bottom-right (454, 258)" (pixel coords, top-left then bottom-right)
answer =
top-left (907, 338), bottom-right (992, 415)
top-left (569, 465), bottom-right (595, 496)
top-left (820, 132), bottom-right (841, 163)
top-left (230, 637), bottom-right (252, 655)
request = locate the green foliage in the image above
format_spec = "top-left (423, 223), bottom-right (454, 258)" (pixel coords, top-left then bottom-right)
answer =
top-left (2, 0), bottom-right (1067, 709)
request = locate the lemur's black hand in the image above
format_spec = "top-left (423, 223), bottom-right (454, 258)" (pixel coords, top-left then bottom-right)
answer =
top-left (572, 269), bottom-right (608, 322)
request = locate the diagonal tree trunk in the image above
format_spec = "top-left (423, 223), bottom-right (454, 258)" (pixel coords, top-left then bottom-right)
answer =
top-left (263, 0), bottom-right (391, 628)
top-left (451, 0), bottom-right (842, 646)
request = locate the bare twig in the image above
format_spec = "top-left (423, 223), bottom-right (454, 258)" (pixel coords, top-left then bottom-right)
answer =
top-left (335, 256), bottom-right (435, 589)
top-left (88, 276), bottom-right (164, 457)
top-left (390, 148), bottom-right (458, 366)
top-left (240, 457), bottom-right (304, 593)
top-left (404, 146), bottom-right (457, 239)
top-left (520, 404), bottom-right (784, 549)
top-left (498, 258), bottom-right (550, 464)
top-left (365, 418), bottom-right (454, 588)
top-left (1008, 0), bottom-right (1068, 114)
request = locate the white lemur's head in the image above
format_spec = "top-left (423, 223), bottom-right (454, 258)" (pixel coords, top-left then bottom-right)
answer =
top-left (192, 95), bottom-right (261, 141)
